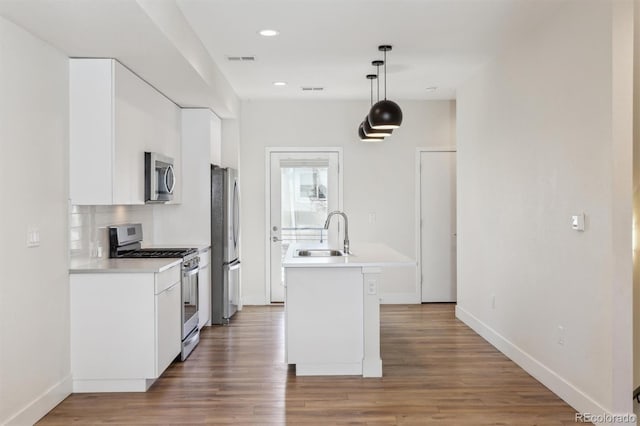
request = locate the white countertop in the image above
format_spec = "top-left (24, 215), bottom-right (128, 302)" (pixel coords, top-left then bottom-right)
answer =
top-left (69, 257), bottom-right (182, 274)
top-left (283, 242), bottom-right (415, 268)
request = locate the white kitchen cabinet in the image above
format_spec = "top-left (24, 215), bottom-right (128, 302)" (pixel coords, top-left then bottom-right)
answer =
top-left (70, 58), bottom-right (181, 205)
top-left (285, 267), bottom-right (364, 375)
top-left (156, 280), bottom-right (181, 375)
top-left (198, 249), bottom-right (211, 328)
top-left (70, 264), bottom-right (182, 392)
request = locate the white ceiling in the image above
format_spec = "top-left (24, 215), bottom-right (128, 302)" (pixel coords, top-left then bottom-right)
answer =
top-left (177, 0), bottom-right (565, 100)
top-left (0, 0), bottom-right (567, 107)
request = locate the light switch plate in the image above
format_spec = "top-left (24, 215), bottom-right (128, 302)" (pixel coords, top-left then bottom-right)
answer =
top-left (571, 214), bottom-right (585, 232)
top-left (27, 226), bottom-right (40, 247)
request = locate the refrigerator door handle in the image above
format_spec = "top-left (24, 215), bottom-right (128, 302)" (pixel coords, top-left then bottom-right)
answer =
top-left (232, 180), bottom-right (239, 250)
top-left (226, 260), bottom-right (241, 271)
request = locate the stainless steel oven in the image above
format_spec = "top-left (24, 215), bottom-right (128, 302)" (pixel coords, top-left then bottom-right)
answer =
top-left (181, 255), bottom-right (200, 360)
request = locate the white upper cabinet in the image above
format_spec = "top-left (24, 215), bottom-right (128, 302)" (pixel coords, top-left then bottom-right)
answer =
top-left (70, 59), bottom-right (181, 205)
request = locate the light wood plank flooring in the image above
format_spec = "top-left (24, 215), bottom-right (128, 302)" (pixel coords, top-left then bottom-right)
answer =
top-left (38, 304), bottom-right (578, 425)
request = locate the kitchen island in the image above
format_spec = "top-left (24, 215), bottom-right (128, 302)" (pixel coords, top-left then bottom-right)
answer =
top-left (282, 242), bottom-right (414, 377)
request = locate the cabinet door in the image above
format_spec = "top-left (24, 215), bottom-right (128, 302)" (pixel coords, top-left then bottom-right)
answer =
top-left (285, 268), bottom-right (363, 364)
top-left (69, 59), bottom-right (114, 205)
top-left (71, 273), bottom-right (155, 379)
top-left (198, 264), bottom-right (211, 328)
top-left (113, 61), bottom-right (152, 204)
top-left (156, 281), bottom-right (181, 376)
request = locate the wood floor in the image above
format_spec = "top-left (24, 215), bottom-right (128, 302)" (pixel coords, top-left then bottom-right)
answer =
top-left (39, 304), bottom-right (578, 425)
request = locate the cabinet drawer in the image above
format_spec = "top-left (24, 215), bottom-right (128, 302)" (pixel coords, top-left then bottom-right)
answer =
top-left (155, 264), bottom-right (180, 294)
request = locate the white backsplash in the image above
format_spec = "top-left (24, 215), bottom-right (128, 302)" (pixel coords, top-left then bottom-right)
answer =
top-left (70, 205), bottom-right (155, 260)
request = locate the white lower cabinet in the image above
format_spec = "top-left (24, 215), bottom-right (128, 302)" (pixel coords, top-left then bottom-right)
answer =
top-left (198, 249), bottom-right (211, 328)
top-left (70, 265), bottom-right (181, 392)
top-left (155, 281), bottom-right (181, 376)
top-left (285, 267), bottom-right (364, 375)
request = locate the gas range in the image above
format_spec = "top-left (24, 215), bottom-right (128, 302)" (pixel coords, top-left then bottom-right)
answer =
top-left (108, 224), bottom-right (198, 262)
top-left (114, 247), bottom-right (199, 261)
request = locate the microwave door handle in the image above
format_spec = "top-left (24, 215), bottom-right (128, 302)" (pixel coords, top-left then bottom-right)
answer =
top-left (165, 164), bottom-right (176, 194)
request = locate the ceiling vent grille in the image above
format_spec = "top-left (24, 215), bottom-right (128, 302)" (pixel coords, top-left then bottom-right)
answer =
top-left (301, 87), bottom-right (324, 91)
top-left (226, 56), bottom-right (256, 61)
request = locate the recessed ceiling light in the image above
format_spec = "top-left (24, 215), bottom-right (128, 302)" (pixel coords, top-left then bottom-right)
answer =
top-left (426, 86), bottom-right (438, 92)
top-left (259, 29), bottom-right (279, 37)
top-left (273, 81), bottom-right (287, 86)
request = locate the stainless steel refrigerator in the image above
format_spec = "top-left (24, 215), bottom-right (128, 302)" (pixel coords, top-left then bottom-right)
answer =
top-left (211, 165), bottom-right (240, 324)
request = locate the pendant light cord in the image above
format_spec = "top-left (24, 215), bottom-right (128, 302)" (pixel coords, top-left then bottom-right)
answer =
top-left (383, 49), bottom-right (387, 100)
top-left (376, 63), bottom-right (380, 102)
top-left (370, 78), bottom-right (373, 106)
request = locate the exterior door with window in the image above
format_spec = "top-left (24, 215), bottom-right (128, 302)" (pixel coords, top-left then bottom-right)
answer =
top-left (269, 151), bottom-right (340, 302)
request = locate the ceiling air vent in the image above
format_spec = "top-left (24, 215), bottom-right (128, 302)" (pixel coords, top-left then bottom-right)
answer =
top-left (301, 87), bottom-right (324, 91)
top-left (226, 55), bottom-right (256, 62)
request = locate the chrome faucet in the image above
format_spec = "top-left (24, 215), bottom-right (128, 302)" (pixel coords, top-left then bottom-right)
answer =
top-left (324, 211), bottom-right (349, 254)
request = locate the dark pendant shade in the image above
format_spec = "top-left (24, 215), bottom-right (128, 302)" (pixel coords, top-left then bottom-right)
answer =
top-left (363, 116), bottom-right (392, 137)
top-left (368, 99), bottom-right (403, 130)
top-left (358, 122), bottom-right (384, 142)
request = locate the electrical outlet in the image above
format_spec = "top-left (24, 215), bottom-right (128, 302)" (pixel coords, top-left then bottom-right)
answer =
top-left (367, 279), bottom-right (377, 295)
top-left (557, 325), bottom-right (565, 345)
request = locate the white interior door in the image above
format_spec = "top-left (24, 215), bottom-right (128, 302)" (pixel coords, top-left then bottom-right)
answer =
top-left (420, 151), bottom-right (457, 302)
top-left (269, 152), bottom-right (340, 303)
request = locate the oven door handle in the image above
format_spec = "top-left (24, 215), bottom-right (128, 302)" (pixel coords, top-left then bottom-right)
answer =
top-left (183, 267), bottom-right (199, 278)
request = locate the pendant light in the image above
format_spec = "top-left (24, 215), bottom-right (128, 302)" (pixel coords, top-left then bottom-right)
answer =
top-left (358, 74), bottom-right (385, 142)
top-left (368, 45), bottom-right (403, 130)
top-left (363, 62), bottom-right (393, 138)
top-left (358, 123), bottom-right (384, 142)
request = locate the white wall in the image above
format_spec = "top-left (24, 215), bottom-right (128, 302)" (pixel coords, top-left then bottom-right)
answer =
top-left (70, 205), bottom-right (155, 260)
top-left (0, 17), bottom-right (71, 425)
top-left (456, 0), bottom-right (633, 418)
top-left (221, 118), bottom-right (240, 169)
top-left (634, 0), bottom-right (640, 406)
top-left (239, 100), bottom-right (455, 305)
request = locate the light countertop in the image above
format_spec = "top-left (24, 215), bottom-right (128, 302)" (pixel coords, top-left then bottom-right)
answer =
top-left (283, 242), bottom-right (415, 268)
top-left (69, 257), bottom-right (182, 274)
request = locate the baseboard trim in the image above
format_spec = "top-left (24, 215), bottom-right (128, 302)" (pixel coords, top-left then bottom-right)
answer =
top-left (455, 306), bottom-right (622, 426)
top-left (242, 295), bottom-right (269, 306)
top-left (3, 374), bottom-right (72, 426)
top-left (380, 292), bottom-right (420, 304)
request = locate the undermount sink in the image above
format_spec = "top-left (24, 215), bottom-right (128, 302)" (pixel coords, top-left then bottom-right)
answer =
top-left (295, 249), bottom-right (344, 257)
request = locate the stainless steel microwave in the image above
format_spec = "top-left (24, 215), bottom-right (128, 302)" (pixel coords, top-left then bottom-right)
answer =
top-left (144, 152), bottom-right (175, 203)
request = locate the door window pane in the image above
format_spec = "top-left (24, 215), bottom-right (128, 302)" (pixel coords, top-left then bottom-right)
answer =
top-left (280, 166), bottom-right (329, 261)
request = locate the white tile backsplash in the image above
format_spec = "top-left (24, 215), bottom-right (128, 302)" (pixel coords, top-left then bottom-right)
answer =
top-left (70, 204), bottom-right (154, 261)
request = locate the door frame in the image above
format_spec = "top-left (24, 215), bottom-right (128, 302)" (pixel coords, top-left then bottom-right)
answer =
top-left (264, 147), bottom-right (344, 305)
top-left (415, 147), bottom-right (457, 303)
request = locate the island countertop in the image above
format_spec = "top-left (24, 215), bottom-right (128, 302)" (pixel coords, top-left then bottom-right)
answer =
top-left (283, 242), bottom-right (415, 268)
